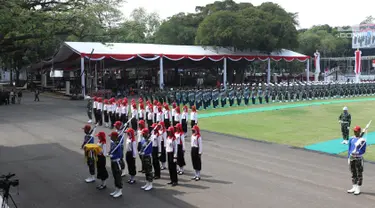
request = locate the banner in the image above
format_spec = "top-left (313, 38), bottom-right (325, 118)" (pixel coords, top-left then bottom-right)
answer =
top-left (314, 51), bottom-right (321, 73)
top-left (352, 24), bottom-right (375, 49)
top-left (354, 49), bottom-right (362, 74)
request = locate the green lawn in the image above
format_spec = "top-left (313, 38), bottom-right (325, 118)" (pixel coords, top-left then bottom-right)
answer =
top-left (199, 100), bottom-right (375, 148)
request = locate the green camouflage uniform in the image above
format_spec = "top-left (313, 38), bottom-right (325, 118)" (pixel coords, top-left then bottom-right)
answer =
top-left (339, 112), bottom-right (351, 141)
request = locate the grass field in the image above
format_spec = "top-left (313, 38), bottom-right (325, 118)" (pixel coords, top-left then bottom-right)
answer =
top-left (199, 97), bottom-right (375, 160)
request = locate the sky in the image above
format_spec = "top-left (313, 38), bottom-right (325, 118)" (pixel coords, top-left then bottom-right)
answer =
top-left (120, 0), bottom-right (374, 29)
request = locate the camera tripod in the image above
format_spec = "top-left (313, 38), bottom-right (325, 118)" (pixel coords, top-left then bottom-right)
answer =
top-left (1, 191), bottom-right (17, 208)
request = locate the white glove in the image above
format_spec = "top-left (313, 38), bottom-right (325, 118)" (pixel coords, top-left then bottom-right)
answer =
top-left (173, 158), bottom-right (177, 163)
top-left (348, 158), bottom-right (350, 165)
top-left (158, 152), bottom-right (161, 157)
top-left (338, 120), bottom-right (342, 123)
top-left (347, 127), bottom-right (350, 130)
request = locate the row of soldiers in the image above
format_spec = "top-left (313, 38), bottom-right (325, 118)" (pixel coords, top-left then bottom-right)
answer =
top-left (138, 81), bottom-right (375, 109)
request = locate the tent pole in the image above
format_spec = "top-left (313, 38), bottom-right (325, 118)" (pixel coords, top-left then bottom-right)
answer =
top-left (81, 57), bottom-right (86, 97)
top-left (223, 57), bottom-right (227, 90)
top-left (306, 59), bottom-right (310, 83)
top-left (159, 56), bottom-right (164, 89)
top-left (267, 58), bottom-right (271, 84)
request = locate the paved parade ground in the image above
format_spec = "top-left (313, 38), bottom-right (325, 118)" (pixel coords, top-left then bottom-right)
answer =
top-left (2, 93), bottom-right (375, 208)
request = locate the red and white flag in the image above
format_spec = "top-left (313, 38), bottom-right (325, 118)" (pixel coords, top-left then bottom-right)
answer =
top-left (354, 49), bottom-right (362, 74)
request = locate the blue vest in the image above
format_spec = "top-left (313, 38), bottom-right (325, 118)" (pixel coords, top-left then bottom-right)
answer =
top-left (110, 140), bottom-right (123, 160)
top-left (348, 137), bottom-right (366, 158)
top-left (83, 135), bottom-right (94, 145)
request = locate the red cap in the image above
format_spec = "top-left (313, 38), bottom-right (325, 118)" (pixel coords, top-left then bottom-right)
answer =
top-left (82, 124), bottom-right (91, 131)
top-left (96, 131), bottom-right (106, 138)
top-left (109, 131), bottom-right (119, 138)
top-left (151, 123), bottom-right (158, 128)
top-left (353, 126), bottom-right (361, 132)
top-left (142, 128), bottom-right (149, 135)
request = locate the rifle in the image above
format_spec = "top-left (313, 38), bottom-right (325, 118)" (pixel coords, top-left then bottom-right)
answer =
top-left (360, 120), bottom-right (372, 138)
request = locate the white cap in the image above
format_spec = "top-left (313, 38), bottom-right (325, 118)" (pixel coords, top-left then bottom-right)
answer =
top-left (343, 106), bottom-right (348, 111)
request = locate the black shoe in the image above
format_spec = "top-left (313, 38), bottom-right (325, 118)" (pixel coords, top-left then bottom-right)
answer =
top-left (195, 177), bottom-right (201, 181)
top-left (167, 182), bottom-right (173, 185)
top-left (154, 176), bottom-right (160, 179)
top-left (178, 171), bottom-right (184, 175)
top-left (191, 176), bottom-right (197, 180)
top-left (172, 182), bottom-right (178, 186)
top-left (161, 166), bottom-right (166, 170)
top-left (128, 180), bottom-right (136, 184)
top-left (97, 185), bottom-right (106, 190)
top-left (138, 170), bottom-right (144, 173)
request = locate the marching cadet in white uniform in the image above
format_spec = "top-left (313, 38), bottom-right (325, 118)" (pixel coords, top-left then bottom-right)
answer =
top-left (110, 98), bottom-right (117, 128)
top-left (190, 106), bottom-right (198, 129)
top-left (103, 99), bottom-right (110, 127)
top-left (121, 99), bottom-right (129, 124)
top-left (166, 126), bottom-right (178, 186)
top-left (125, 128), bottom-right (138, 184)
top-left (171, 102), bottom-right (177, 125)
top-left (158, 121), bottom-right (167, 170)
top-left (156, 106), bottom-right (164, 123)
top-left (138, 120), bottom-right (146, 173)
top-left (116, 100), bottom-right (122, 122)
top-left (191, 125), bottom-right (203, 181)
top-left (163, 104), bottom-right (171, 129)
top-left (93, 97), bottom-right (98, 124)
top-left (181, 106), bottom-right (189, 133)
top-left (146, 103), bottom-right (154, 128)
top-left (173, 106), bottom-right (181, 126)
top-left (131, 103), bottom-right (138, 131)
top-left (96, 97), bottom-right (103, 126)
top-left (150, 123), bottom-right (162, 179)
top-left (139, 103), bottom-right (146, 121)
top-left (175, 123), bottom-right (186, 175)
top-left (153, 100), bottom-right (158, 123)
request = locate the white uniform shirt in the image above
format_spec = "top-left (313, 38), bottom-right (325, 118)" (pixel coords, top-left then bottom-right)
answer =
top-left (156, 112), bottom-right (163, 122)
top-left (103, 104), bottom-right (108, 111)
top-left (131, 108), bottom-right (138, 119)
top-left (190, 112), bottom-right (198, 123)
top-left (159, 130), bottom-right (167, 143)
top-left (151, 133), bottom-right (162, 153)
top-left (174, 113), bottom-right (181, 122)
top-left (171, 108), bottom-right (176, 117)
top-left (116, 105), bottom-right (121, 114)
top-left (121, 105), bottom-right (127, 115)
top-left (97, 102), bottom-right (102, 110)
top-left (165, 137), bottom-right (178, 158)
top-left (153, 106), bottom-right (158, 115)
top-left (181, 112), bottom-right (188, 120)
top-left (139, 109), bottom-right (145, 119)
top-left (93, 101), bottom-right (97, 109)
top-left (146, 105), bottom-right (150, 113)
top-left (111, 104), bottom-right (117, 113)
top-left (97, 142), bottom-right (107, 155)
top-left (125, 137), bottom-right (138, 158)
top-left (163, 110), bottom-right (170, 120)
top-left (175, 132), bottom-right (185, 151)
top-left (191, 135), bottom-right (203, 154)
top-left (147, 110), bottom-right (154, 121)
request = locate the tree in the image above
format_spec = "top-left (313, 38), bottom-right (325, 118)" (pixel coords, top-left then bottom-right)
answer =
top-left (195, 2), bottom-right (299, 53)
top-left (361, 16), bottom-right (375, 24)
top-left (154, 13), bottom-right (203, 45)
top-left (0, 0), bottom-right (125, 84)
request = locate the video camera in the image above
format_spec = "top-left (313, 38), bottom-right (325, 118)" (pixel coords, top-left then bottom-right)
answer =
top-left (0, 173), bottom-right (19, 190)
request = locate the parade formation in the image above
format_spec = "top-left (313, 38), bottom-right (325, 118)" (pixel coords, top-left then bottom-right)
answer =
top-left (119, 81), bottom-right (375, 110)
top-left (82, 96), bottom-right (202, 198)
top-left (80, 80), bottom-right (375, 198)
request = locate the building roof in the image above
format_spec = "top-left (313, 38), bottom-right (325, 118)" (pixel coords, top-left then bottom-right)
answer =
top-left (45, 41), bottom-right (308, 62)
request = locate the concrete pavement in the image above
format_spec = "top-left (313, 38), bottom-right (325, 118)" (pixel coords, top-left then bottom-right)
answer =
top-left (1, 92), bottom-right (375, 208)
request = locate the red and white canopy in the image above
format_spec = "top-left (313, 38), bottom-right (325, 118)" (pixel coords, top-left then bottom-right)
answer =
top-left (41, 42), bottom-right (309, 66)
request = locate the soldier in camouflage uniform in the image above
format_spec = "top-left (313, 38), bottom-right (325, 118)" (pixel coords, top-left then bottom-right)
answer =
top-left (182, 89), bottom-right (188, 105)
top-left (236, 84), bottom-right (243, 106)
top-left (271, 84), bottom-right (276, 102)
top-left (188, 89), bottom-right (195, 108)
top-left (220, 85), bottom-right (227, 108)
top-left (212, 87), bottom-right (219, 108)
top-left (251, 85), bottom-right (257, 104)
top-left (175, 89), bottom-right (181, 106)
top-left (228, 85), bottom-right (235, 107)
top-left (338, 106), bottom-right (351, 144)
top-left (243, 84), bottom-right (250, 105)
top-left (258, 83), bottom-right (263, 104)
top-left (203, 89), bottom-right (209, 110)
top-left (196, 88), bottom-right (203, 110)
top-left (264, 84), bottom-right (270, 104)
